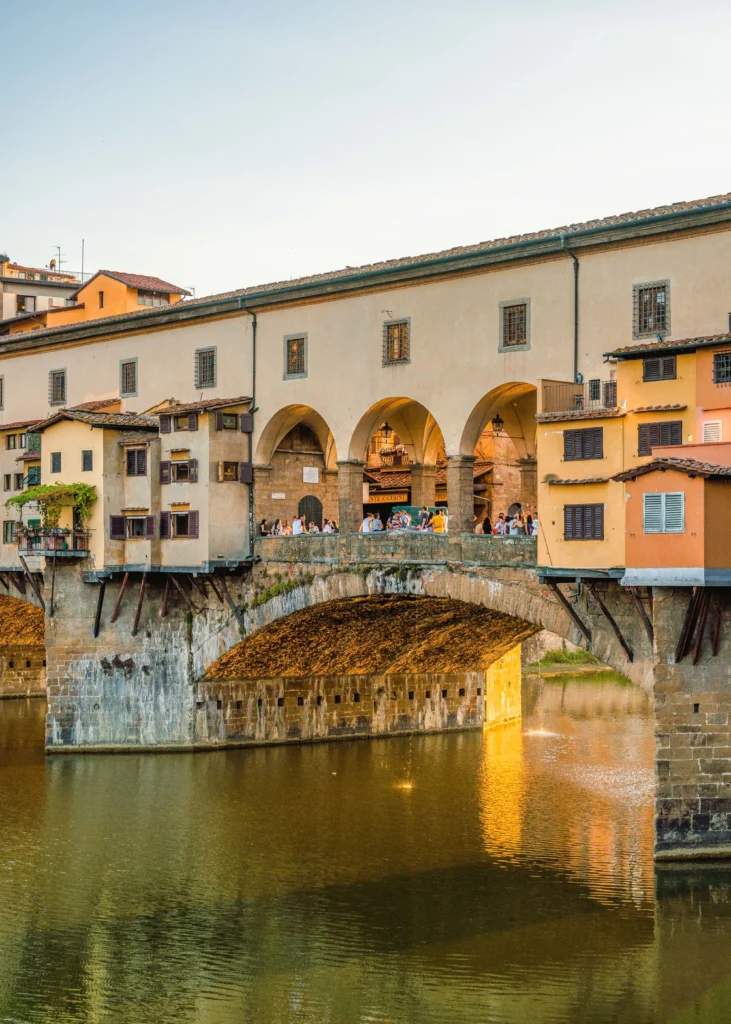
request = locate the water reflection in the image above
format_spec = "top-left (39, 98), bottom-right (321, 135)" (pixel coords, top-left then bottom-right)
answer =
top-left (0, 676), bottom-right (729, 1023)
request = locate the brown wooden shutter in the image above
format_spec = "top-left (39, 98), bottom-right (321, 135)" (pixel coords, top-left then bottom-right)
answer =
top-left (591, 428), bottom-right (603, 459)
top-left (188, 458), bottom-right (198, 483)
top-left (638, 424), bottom-right (650, 456)
top-left (146, 515), bottom-right (156, 539)
top-left (188, 511), bottom-right (199, 538)
top-left (661, 355), bottom-right (676, 379)
top-left (593, 504), bottom-right (604, 540)
top-left (240, 461), bottom-right (253, 484)
top-left (649, 423), bottom-right (660, 450)
top-left (644, 358), bottom-right (661, 381)
top-left (160, 461), bottom-right (171, 484)
top-left (160, 512), bottom-right (171, 538)
top-left (188, 412), bottom-right (199, 431)
top-left (160, 414), bottom-right (172, 433)
top-left (126, 450), bottom-right (136, 476)
top-left (670, 420), bottom-right (682, 445)
top-left (110, 515), bottom-right (125, 539)
top-left (564, 505), bottom-right (574, 540)
top-left (215, 411), bottom-right (224, 431)
top-left (564, 431), bottom-right (575, 461)
top-left (137, 450), bottom-right (147, 475)
top-left (239, 413), bottom-right (254, 433)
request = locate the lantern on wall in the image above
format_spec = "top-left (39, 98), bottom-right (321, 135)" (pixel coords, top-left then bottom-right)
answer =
top-left (491, 413), bottom-right (504, 434)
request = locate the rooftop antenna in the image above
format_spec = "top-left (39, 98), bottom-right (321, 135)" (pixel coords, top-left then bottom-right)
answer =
top-left (51, 246), bottom-right (66, 273)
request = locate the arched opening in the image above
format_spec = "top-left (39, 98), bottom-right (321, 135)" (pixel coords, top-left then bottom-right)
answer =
top-left (348, 398), bottom-right (447, 528)
top-left (255, 405), bottom-right (338, 533)
top-left (461, 384), bottom-right (537, 534)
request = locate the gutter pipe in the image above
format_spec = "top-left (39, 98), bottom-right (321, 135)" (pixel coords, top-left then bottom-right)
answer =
top-left (238, 299), bottom-right (257, 560)
top-left (561, 234), bottom-right (580, 383)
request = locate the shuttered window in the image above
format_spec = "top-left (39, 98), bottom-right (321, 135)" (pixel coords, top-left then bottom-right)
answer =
top-left (82, 450), bottom-right (93, 472)
top-left (126, 449), bottom-right (147, 476)
top-left (563, 503), bottom-right (604, 540)
top-left (637, 420), bottom-right (682, 456)
top-left (109, 515), bottom-right (125, 540)
top-left (643, 355), bottom-right (676, 381)
top-left (48, 369), bottom-right (66, 406)
top-left (643, 492), bottom-right (684, 533)
top-left (564, 427), bottom-right (603, 461)
top-left (702, 421), bottom-right (722, 443)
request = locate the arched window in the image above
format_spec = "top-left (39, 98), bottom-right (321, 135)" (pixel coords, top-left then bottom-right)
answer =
top-left (298, 495), bottom-right (323, 529)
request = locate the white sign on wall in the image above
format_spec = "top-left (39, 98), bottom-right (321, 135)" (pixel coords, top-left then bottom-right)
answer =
top-left (271, 492), bottom-right (286, 500)
top-left (362, 482), bottom-right (370, 502)
top-left (303, 467), bottom-right (319, 484)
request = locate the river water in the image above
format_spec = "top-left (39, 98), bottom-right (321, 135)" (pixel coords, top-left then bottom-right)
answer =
top-left (1, 673), bottom-right (731, 1024)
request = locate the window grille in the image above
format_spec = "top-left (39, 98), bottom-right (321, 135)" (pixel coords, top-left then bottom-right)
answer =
top-left (82, 450), bottom-right (93, 472)
top-left (285, 336), bottom-right (306, 376)
top-left (702, 421), bottom-right (722, 443)
top-left (563, 503), bottom-right (604, 540)
top-left (643, 492), bottom-right (684, 533)
top-left (564, 427), bottom-right (603, 461)
top-left (638, 420), bottom-right (682, 456)
top-left (48, 369), bottom-right (66, 406)
top-left (383, 320), bottom-right (410, 364)
top-left (643, 355), bottom-right (676, 382)
top-left (502, 304), bottom-right (527, 346)
top-left (194, 348), bottom-right (216, 389)
top-left (635, 283), bottom-right (669, 336)
top-left (120, 359), bottom-right (137, 397)
top-left (0, 376), bottom-right (5, 411)
top-left (713, 351), bottom-right (731, 385)
top-left (588, 379), bottom-right (601, 402)
top-left (51, 452), bottom-right (61, 474)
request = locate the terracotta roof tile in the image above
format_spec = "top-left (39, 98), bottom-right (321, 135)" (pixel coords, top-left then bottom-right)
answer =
top-left (15, 452), bottom-right (41, 462)
top-left (536, 409), bottom-right (625, 423)
top-left (545, 476), bottom-right (611, 485)
top-left (35, 411), bottom-right (158, 432)
top-left (68, 398), bottom-right (120, 412)
top-left (0, 419), bottom-right (43, 431)
top-left (156, 396), bottom-right (250, 415)
top-left (606, 333), bottom-right (731, 359)
top-left (71, 270), bottom-right (190, 298)
top-left (630, 404), bottom-right (687, 413)
top-left (613, 457), bottom-right (731, 481)
top-left (118, 433), bottom-right (160, 446)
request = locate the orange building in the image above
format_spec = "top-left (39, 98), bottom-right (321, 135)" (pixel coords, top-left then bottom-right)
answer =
top-left (0, 270), bottom-right (190, 337)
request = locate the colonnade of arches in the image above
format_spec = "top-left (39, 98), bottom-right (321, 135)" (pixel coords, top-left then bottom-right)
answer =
top-left (253, 384), bottom-right (537, 534)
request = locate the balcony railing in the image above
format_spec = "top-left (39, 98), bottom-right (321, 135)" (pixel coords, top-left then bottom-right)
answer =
top-left (542, 380), bottom-right (617, 415)
top-left (17, 528), bottom-right (91, 556)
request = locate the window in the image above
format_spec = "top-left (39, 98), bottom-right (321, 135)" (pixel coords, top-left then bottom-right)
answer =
top-left (51, 452), bottom-right (61, 474)
top-left (634, 282), bottom-right (669, 337)
top-left (382, 319), bottom-right (410, 365)
top-left (588, 379), bottom-right (601, 402)
top-left (501, 302), bottom-right (528, 347)
top-left (48, 369), bottom-right (67, 406)
top-left (564, 427), bottom-right (603, 461)
top-left (98, 290), bottom-right (105, 309)
top-left (0, 377), bottom-right (4, 411)
top-left (137, 290), bottom-right (169, 306)
top-left (643, 355), bottom-right (676, 382)
top-left (194, 347), bottom-right (216, 389)
top-left (169, 412), bottom-right (198, 432)
top-left (221, 461), bottom-right (239, 482)
top-left (27, 466), bottom-right (40, 486)
top-left (14, 474), bottom-right (23, 491)
top-left (643, 492), bottom-right (684, 533)
top-left (161, 511), bottom-right (200, 538)
top-left (126, 449), bottom-right (147, 476)
top-left (82, 450), bottom-right (93, 472)
top-left (638, 420), bottom-right (682, 456)
top-left (3, 475), bottom-right (9, 492)
top-left (702, 421), bottom-right (722, 444)
top-left (126, 517), bottom-right (150, 538)
top-left (284, 334), bottom-right (307, 378)
top-left (712, 351), bottom-right (731, 385)
top-left (3, 522), bottom-right (15, 544)
top-left (563, 504), bottom-right (604, 540)
top-left (221, 413), bottom-right (238, 430)
top-left (161, 459), bottom-right (198, 483)
top-left (16, 295), bottom-right (36, 314)
top-left (5, 435), bottom-right (16, 451)
top-left (19, 434), bottom-right (26, 448)
top-left (120, 358), bottom-right (138, 397)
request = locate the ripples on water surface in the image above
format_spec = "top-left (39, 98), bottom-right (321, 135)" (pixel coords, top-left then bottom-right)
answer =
top-left (1, 673), bottom-right (731, 1024)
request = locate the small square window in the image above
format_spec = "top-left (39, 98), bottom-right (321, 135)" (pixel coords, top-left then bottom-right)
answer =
top-left (126, 449), bottom-right (147, 476)
top-left (713, 351), bottom-right (731, 385)
top-left (284, 334), bottom-right (307, 378)
top-left (6, 435), bottom-right (16, 451)
top-left (3, 475), bottom-right (9, 492)
top-left (51, 452), bottom-right (61, 474)
top-left (48, 369), bottom-right (66, 406)
top-left (222, 461), bottom-right (239, 481)
top-left (195, 347), bottom-right (216, 389)
top-left (171, 461), bottom-right (190, 482)
top-left (27, 467), bottom-right (40, 486)
top-left (383, 319), bottom-right (410, 365)
top-left (18, 434), bottom-right (26, 448)
top-left (82, 450), bottom-right (93, 472)
top-left (14, 474), bottom-right (23, 491)
top-left (120, 359), bottom-right (138, 397)
top-left (126, 517), bottom-right (147, 538)
top-left (3, 521), bottom-right (15, 544)
top-left (221, 413), bottom-right (238, 430)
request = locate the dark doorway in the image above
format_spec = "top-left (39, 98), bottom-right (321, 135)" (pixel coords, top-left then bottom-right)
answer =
top-left (298, 495), bottom-right (323, 529)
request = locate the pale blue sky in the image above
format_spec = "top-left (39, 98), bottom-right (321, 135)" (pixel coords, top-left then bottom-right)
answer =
top-left (4, 0), bottom-right (731, 297)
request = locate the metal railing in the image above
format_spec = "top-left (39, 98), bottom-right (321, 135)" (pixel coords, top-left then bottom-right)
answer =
top-left (17, 528), bottom-right (91, 554)
top-left (542, 379), bottom-right (617, 414)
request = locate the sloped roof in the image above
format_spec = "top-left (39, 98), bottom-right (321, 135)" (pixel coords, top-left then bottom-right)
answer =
top-left (0, 419), bottom-right (43, 431)
top-left (155, 396), bottom-right (250, 415)
top-left (606, 333), bottom-right (731, 360)
top-left (34, 410), bottom-right (158, 433)
top-left (118, 433), bottom-right (160, 446)
top-left (71, 270), bottom-right (190, 299)
top-left (613, 457), bottom-right (731, 481)
top-left (0, 303), bottom-right (85, 330)
top-left (68, 398), bottom-right (120, 412)
top-left (536, 409), bottom-right (625, 423)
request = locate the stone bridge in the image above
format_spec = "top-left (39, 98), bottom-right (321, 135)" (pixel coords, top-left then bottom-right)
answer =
top-left (1, 532), bottom-right (728, 861)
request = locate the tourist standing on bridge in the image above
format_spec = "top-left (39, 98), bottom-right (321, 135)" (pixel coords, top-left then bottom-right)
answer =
top-left (292, 515), bottom-right (304, 536)
top-left (372, 513), bottom-right (383, 531)
top-left (419, 506), bottom-right (429, 528)
top-left (360, 513), bottom-right (373, 532)
top-left (432, 509), bottom-right (446, 533)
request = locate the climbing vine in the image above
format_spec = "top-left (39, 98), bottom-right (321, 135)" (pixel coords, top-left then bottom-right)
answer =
top-left (5, 483), bottom-right (97, 529)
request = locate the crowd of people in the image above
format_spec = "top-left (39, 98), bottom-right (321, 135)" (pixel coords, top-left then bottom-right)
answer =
top-left (473, 507), bottom-right (538, 536)
top-left (259, 504), bottom-right (538, 536)
top-left (259, 516), bottom-right (339, 535)
top-left (359, 507), bottom-right (448, 532)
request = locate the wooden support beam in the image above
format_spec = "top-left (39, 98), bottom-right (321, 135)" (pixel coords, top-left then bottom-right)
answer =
top-left (190, 576), bottom-right (208, 600)
top-left (110, 572), bottom-right (129, 624)
top-left (676, 588), bottom-right (701, 664)
top-left (692, 588), bottom-right (712, 666)
top-left (172, 575), bottom-right (200, 614)
top-left (207, 576), bottom-right (225, 605)
top-left (131, 573), bottom-right (147, 637)
top-left (93, 579), bottom-right (106, 638)
top-left (8, 572), bottom-right (26, 597)
top-left (547, 580), bottom-right (591, 643)
top-left (627, 586), bottom-right (653, 646)
top-left (220, 574), bottom-right (246, 630)
top-left (586, 583), bottom-right (633, 663)
top-left (646, 586), bottom-right (653, 617)
top-left (18, 556), bottom-right (45, 613)
top-left (712, 591), bottom-right (724, 657)
top-left (49, 554), bottom-right (57, 619)
top-left (160, 577), bottom-right (171, 618)
top-left (0, 572), bottom-right (10, 590)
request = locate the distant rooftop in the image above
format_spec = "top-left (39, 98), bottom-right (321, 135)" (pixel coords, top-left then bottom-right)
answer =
top-left (71, 270), bottom-right (190, 299)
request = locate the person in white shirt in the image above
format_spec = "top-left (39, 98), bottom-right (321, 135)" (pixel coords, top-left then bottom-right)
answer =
top-left (292, 516), bottom-right (304, 536)
top-left (360, 514), bottom-right (372, 533)
top-left (531, 516), bottom-right (539, 536)
top-left (309, 522), bottom-right (320, 533)
top-left (323, 520), bottom-right (333, 533)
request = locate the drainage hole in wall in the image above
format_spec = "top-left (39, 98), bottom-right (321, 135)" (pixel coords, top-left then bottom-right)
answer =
top-left (236, 700), bottom-right (243, 710)
top-left (216, 700), bottom-right (222, 710)
top-left (408, 691), bottom-right (414, 700)
top-left (353, 692), bottom-right (360, 702)
top-left (257, 697), bottom-right (263, 709)
top-left (297, 696), bottom-right (304, 706)
top-left (334, 694), bottom-right (341, 704)
top-left (476, 687), bottom-right (482, 696)
top-left (93, 703), bottom-right (100, 710)
top-left (196, 701), bottom-right (204, 710)
top-left (316, 695), bottom-right (323, 707)
top-left (277, 697), bottom-right (284, 707)
top-left (458, 688), bottom-right (465, 697)
top-left (425, 690), bottom-right (431, 698)
top-left (25, 660), bottom-right (30, 668)
top-left (694, 703), bottom-right (700, 714)
top-left (8, 661), bottom-right (13, 668)
top-left (442, 689), bottom-right (448, 699)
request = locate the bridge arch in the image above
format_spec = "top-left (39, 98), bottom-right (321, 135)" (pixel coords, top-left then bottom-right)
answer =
top-left (255, 403), bottom-right (338, 469)
top-left (348, 396), bottom-right (446, 465)
top-left (460, 383), bottom-right (537, 460)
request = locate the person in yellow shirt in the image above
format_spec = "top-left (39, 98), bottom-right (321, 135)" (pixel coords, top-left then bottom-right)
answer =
top-left (432, 510), bottom-right (446, 533)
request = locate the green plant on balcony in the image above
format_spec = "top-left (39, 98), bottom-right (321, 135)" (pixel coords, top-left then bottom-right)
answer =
top-left (5, 483), bottom-right (97, 530)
